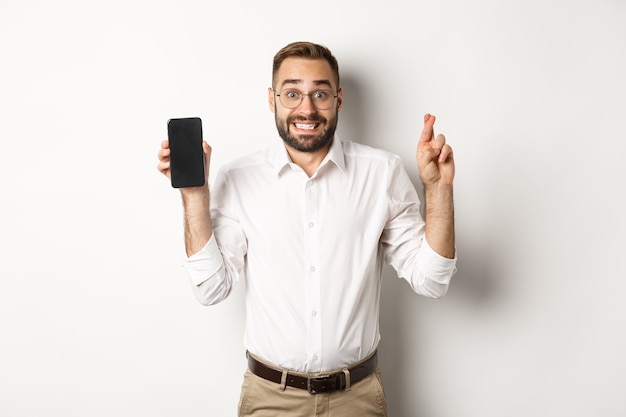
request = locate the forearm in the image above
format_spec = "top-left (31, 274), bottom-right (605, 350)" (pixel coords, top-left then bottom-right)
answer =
top-left (181, 187), bottom-right (213, 257)
top-left (424, 183), bottom-right (455, 259)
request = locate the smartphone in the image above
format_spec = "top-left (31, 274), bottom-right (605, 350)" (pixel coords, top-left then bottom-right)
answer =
top-left (167, 117), bottom-right (205, 188)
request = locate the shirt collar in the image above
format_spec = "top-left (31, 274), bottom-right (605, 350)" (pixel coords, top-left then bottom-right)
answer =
top-left (270, 136), bottom-right (346, 176)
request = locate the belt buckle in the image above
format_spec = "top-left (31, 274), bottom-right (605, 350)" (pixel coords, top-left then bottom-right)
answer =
top-left (307, 375), bottom-right (333, 395)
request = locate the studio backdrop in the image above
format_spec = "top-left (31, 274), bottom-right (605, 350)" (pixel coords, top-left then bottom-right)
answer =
top-left (1, 0), bottom-right (625, 416)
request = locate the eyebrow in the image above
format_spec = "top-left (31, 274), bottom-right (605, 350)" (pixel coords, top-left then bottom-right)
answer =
top-left (279, 79), bottom-right (333, 89)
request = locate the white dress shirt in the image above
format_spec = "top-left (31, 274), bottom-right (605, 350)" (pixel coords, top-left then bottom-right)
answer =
top-left (183, 137), bottom-right (457, 373)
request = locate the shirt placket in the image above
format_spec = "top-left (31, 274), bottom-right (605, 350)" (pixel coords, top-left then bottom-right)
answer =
top-left (304, 178), bottom-right (322, 371)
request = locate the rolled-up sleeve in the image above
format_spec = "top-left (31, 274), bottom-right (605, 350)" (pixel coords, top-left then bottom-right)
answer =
top-left (181, 235), bottom-right (236, 305)
top-left (416, 239), bottom-right (457, 283)
top-left (382, 158), bottom-right (457, 298)
top-left (181, 166), bottom-right (246, 305)
top-left (183, 235), bottom-right (224, 286)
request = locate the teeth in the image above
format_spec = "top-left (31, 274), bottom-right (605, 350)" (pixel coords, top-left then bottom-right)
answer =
top-left (295, 123), bottom-right (316, 129)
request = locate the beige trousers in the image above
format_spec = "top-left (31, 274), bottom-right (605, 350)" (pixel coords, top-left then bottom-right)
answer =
top-left (238, 364), bottom-right (388, 417)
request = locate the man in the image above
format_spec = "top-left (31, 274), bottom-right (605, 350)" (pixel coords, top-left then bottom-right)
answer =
top-left (157, 41), bottom-right (456, 417)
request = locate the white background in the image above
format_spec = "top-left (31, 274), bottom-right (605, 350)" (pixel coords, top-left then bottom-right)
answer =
top-left (1, 0), bottom-right (625, 416)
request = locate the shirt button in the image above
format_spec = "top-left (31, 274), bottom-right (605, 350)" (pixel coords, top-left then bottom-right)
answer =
top-left (312, 310), bottom-right (317, 317)
top-left (310, 266), bottom-right (316, 272)
top-left (308, 222), bottom-right (314, 228)
top-left (312, 355), bottom-right (318, 361)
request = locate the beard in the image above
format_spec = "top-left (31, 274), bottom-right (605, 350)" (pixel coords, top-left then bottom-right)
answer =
top-left (275, 111), bottom-right (338, 153)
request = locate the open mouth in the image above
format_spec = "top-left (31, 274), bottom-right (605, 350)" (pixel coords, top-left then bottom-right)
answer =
top-left (294, 123), bottom-right (319, 130)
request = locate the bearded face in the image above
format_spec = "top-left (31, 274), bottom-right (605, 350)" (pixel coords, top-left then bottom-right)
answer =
top-left (275, 109), bottom-right (339, 153)
top-left (269, 57), bottom-right (342, 155)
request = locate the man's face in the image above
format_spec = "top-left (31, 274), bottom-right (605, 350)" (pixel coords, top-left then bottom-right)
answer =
top-left (268, 57), bottom-right (343, 153)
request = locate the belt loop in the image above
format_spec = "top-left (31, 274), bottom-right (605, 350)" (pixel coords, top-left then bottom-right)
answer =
top-left (342, 368), bottom-right (351, 391)
top-left (278, 369), bottom-right (288, 392)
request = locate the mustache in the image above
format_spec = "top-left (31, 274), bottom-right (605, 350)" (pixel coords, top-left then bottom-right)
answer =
top-left (288, 115), bottom-right (326, 124)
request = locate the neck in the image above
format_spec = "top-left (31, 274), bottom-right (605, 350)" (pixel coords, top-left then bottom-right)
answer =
top-left (285, 142), bottom-right (332, 177)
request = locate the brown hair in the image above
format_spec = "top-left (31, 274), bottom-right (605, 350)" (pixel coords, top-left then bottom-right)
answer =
top-left (272, 41), bottom-right (340, 89)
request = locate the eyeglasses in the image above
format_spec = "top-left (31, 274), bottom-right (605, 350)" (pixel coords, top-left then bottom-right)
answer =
top-left (275, 89), bottom-right (338, 110)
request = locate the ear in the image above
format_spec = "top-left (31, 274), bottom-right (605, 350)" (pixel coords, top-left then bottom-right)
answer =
top-left (268, 87), bottom-right (276, 113)
top-left (336, 87), bottom-right (343, 112)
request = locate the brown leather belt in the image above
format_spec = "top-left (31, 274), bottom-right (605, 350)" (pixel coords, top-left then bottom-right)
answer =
top-left (247, 351), bottom-right (378, 395)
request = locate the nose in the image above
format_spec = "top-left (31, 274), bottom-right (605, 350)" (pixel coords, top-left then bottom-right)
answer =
top-left (297, 94), bottom-right (317, 113)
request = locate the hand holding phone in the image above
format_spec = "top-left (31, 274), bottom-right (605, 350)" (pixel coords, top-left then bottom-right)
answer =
top-left (167, 117), bottom-right (205, 188)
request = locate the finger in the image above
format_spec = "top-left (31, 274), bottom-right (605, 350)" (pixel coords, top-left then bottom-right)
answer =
top-left (158, 140), bottom-right (170, 160)
top-left (202, 141), bottom-right (212, 156)
top-left (439, 144), bottom-right (453, 163)
top-left (158, 146), bottom-right (170, 162)
top-left (433, 133), bottom-right (446, 151)
top-left (202, 141), bottom-right (212, 165)
top-left (417, 148), bottom-right (441, 164)
top-left (418, 113), bottom-right (436, 145)
top-left (157, 160), bottom-right (170, 176)
top-left (202, 141), bottom-right (212, 181)
top-left (417, 147), bottom-right (441, 165)
top-left (157, 140), bottom-right (171, 177)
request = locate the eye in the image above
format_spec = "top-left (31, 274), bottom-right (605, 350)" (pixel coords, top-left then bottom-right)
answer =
top-left (313, 91), bottom-right (328, 99)
top-left (285, 90), bottom-right (300, 99)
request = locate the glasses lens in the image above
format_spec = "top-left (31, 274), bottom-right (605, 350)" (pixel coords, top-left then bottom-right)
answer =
top-left (311, 90), bottom-right (334, 109)
top-left (277, 89), bottom-right (335, 109)
top-left (278, 89), bottom-right (301, 108)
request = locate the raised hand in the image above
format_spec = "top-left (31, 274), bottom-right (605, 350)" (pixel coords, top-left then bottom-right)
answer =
top-left (416, 114), bottom-right (454, 187)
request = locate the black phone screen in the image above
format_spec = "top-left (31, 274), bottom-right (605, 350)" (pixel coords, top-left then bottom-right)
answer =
top-left (167, 117), bottom-right (205, 188)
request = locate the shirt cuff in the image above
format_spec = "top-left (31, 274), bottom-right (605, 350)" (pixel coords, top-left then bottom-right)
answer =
top-left (417, 239), bottom-right (457, 283)
top-left (182, 235), bottom-right (224, 286)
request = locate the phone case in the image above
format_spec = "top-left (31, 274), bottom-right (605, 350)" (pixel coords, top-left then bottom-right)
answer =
top-left (167, 117), bottom-right (205, 188)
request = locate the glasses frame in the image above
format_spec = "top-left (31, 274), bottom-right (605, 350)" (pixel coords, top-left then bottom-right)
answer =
top-left (274, 88), bottom-right (338, 110)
